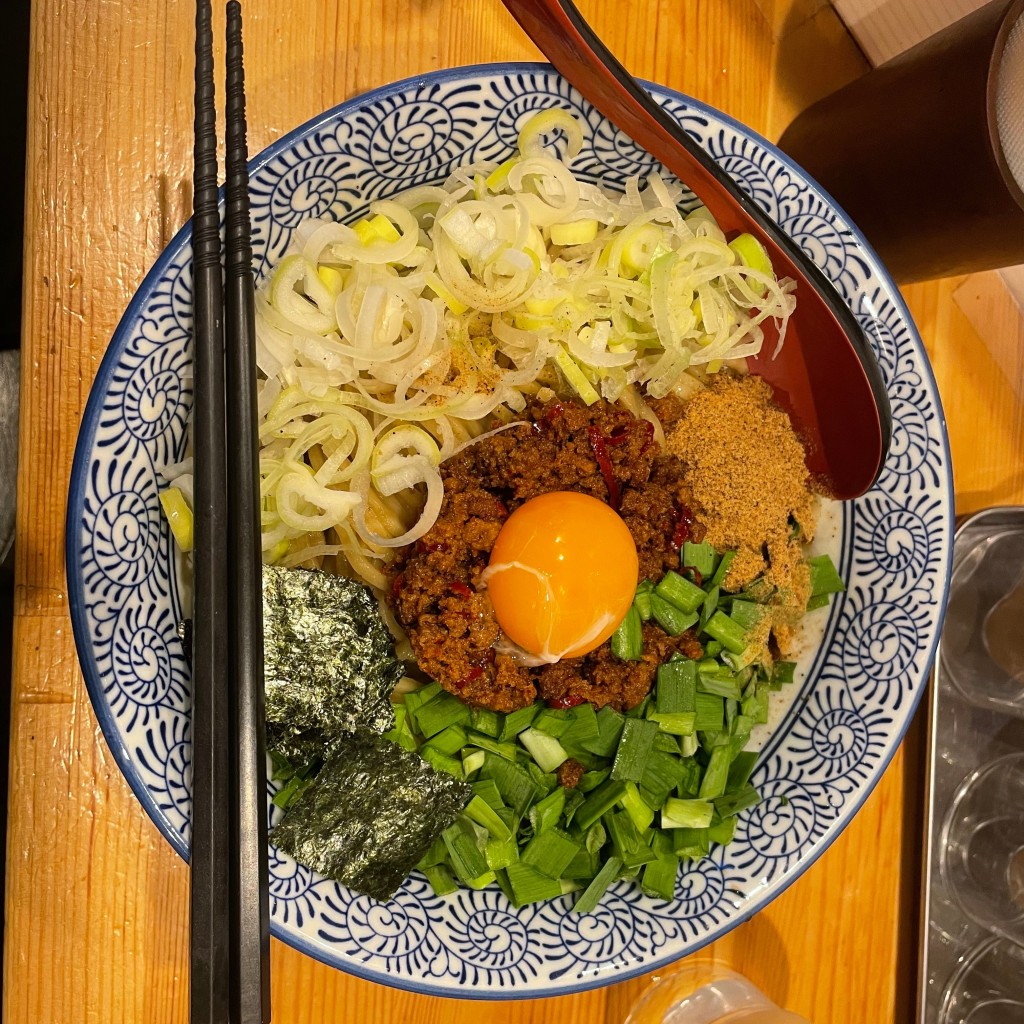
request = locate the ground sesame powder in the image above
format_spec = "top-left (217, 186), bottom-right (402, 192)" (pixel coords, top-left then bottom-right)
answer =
top-left (667, 373), bottom-right (818, 653)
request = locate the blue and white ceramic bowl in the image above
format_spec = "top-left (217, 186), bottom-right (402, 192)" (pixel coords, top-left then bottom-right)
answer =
top-left (67, 64), bottom-right (953, 997)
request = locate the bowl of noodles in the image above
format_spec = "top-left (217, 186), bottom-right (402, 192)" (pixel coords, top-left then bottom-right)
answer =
top-left (67, 63), bottom-right (953, 996)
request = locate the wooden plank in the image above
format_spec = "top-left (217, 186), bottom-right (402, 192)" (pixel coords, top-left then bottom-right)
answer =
top-left (8, 1), bottom-right (1016, 1022)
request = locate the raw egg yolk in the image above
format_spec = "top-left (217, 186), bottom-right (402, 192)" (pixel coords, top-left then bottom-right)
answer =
top-left (485, 491), bottom-right (639, 662)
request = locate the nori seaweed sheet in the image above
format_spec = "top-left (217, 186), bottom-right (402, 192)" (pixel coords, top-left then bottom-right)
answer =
top-left (262, 565), bottom-right (402, 762)
top-left (271, 727), bottom-right (471, 901)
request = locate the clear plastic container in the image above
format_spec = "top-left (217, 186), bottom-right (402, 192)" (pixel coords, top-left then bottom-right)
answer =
top-left (625, 962), bottom-right (810, 1024)
top-left (939, 936), bottom-right (1024, 1024)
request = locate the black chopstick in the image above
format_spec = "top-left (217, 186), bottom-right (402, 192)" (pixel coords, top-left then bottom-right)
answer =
top-left (189, 2), bottom-right (233, 1023)
top-left (190, 3), bottom-right (269, 1022)
top-left (224, 2), bottom-right (271, 1021)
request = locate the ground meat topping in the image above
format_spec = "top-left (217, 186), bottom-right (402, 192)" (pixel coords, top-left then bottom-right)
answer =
top-left (391, 398), bottom-right (701, 712)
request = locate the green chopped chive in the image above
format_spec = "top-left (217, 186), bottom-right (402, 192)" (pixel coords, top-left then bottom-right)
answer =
top-left (682, 541), bottom-right (718, 579)
top-left (773, 661), bottom-right (796, 685)
top-left (606, 811), bottom-right (657, 868)
top-left (562, 787), bottom-right (586, 826)
top-left (699, 585), bottom-right (720, 631)
top-left (807, 554), bottom-right (845, 598)
top-left (727, 751), bottom-right (759, 791)
top-left (528, 786), bottom-right (566, 835)
top-left (611, 605), bottom-right (644, 661)
top-left (470, 777), bottom-right (504, 810)
top-left (578, 767), bottom-right (611, 793)
top-left (465, 869), bottom-right (497, 890)
top-left (462, 748), bottom-right (486, 776)
top-left (562, 845), bottom-right (599, 880)
top-left (442, 816), bottom-right (490, 882)
top-left (421, 723), bottom-right (468, 757)
top-left (464, 795), bottom-right (513, 841)
top-left (738, 577), bottom-right (775, 604)
top-left (559, 703), bottom-right (601, 748)
top-left (679, 733), bottom-right (699, 758)
top-left (698, 746), bottom-right (731, 800)
top-left (661, 797), bottom-right (715, 830)
top-left (422, 863), bottom-right (459, 896)
top-left (741, 684), bottom-right (769, 725)
top-left (620, 780), bottom-right (656, 831)
top-left (713, 783), bottom-right (761, 818)
top-left (641, 831), bottom-right (679, 901)
top-left (576, 779), bottom-right (628, 830)
top-left (704, 639), bottom-right (724, 659)
top-left (471, 707), bottom-right (503, 738)
top-left (531, 707), bottom-right (575, 737)
top-left (418, 835), bottom-right (448, 869)
top-left (504, 863), bottom-right (564, 906)
top-left (465, 729), bottom-right (518, 761)
top-left (403, 681), bottom-right (441, 720)
top-left (728, 599), bottom-right (765, 631)
top-left (639, 749), bottom-right (688, 809)
top-left (572, 856), bottom-right (623, 914)
top-left (413, 690), bottom-right (473, 738)
top-left (649, 712), bottom-right (698, 736)
top-left (707, 816), bottom-right (736, 846)
top-left (656, 659), bottom-right (698, 713)
top-left (518, 727), bottom-right (569, 772)
top-left (709, 550), bottom-right (736, 589)
top-left (480, 753), bottom-right (540, 815)
top-left (653, 732), bottom-right (682, 754)
top-left (611, 718), bottom-right (660, 782)
top-left (673, 825), bottom-right (711, 860)
top-left (633, 580), bottom-right (655, 621)
top-left (806, 593), bottom-right (831, 611)
top-left (521, 827), bottom-right (581, 878)
top-left (697, 672), bottom-right (743, 701)
top-left (498, 702), bottom-right (541, 741)
top-left (655, 571), bottom-right (707, 615)
top-left (422, 748), bottom-right (464, 779)
top-left (524, 761), bottom-right (559, 796)
top-left (694, 692), bottom-right (725, 732)
top-left (703, 610), bottom-right (748, 655)
top-left (382, 703), bottom-right (419, 751)
top-left (677, 757), bottom-right (704, 798)
top-left (650, 594), bottom-right (698, 636)
top-left (583, 706), bottom-right (626, 757)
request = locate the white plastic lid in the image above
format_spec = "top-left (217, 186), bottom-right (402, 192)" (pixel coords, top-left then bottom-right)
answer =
top-left (997, 8), bottom-right (1024, 193)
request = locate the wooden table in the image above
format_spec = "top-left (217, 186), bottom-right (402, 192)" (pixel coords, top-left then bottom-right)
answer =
top-left (6, 1), bottom-right (1023, 1021)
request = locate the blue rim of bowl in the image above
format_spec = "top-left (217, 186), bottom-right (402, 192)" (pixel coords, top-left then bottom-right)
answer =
top-left (66, 61), bottom-right (954, 997)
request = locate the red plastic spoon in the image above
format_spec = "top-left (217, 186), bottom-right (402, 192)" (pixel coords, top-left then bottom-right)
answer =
top-left (501, 0), bottom-right (892, 500)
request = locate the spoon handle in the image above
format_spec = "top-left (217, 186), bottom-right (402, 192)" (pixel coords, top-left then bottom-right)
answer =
top-left (501, 0), bottom-right (892, 499)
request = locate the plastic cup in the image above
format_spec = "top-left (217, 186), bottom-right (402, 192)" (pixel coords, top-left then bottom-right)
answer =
top-left (941, 753), bottom-right (1024, 945)
top-left (940, 936), bottom-right (1024, 1023)
top-left (624, 962), bottom-right (810, 1024)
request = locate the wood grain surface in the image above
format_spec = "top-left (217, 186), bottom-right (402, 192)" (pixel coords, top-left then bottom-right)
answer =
top-left (6, 1), bottom-right (1022, 1022)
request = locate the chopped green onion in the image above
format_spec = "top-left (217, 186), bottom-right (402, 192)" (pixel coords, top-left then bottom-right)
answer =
top-left (465, 729), bottom-right (518, 761)
top-left (741, 683), bottom-right (769, 725)
top-left (728, 599), bottom-right (765, 632)
top-left (443, 816), bottom-right (490, 882)
top-left (422, 748), bottom-right (464, 779)
top-left (518, 727), bottom-right (569, 772)
top-left (464, 795), bottom-right (513, 841)
top-left (611, 718), bottom-right (660, 782)
top-left (682, 541), bottom-right (718, 578)
top-left (562, 787), bottom-right (586, 826)
top-left (471, 707), bottom-right (503, 738)
top-left (422, 723), bottom-right (469, 757)
top-left (709, 550), bottom-right (736, 589)
top-left (521, 827), bottom-right (580, 878)
top-left (633, 580), bottom-right (655, 621)
top-left (655, 659), bottom-right (698, 713)
top-left (504, 863), bottom-right (564, 906)
top-left (707, 816), bottom-right (736, 845)
top-left (498, 702), bottom-right (541, 741)
top-left (655, 571), bottom-right (707, 615)
top-left (584, 706), bottom-right (626, 757)
top-left (480, 753), bottom-right (540, 815)
top-left (806, 593), bottom-right (831, 611)
top-left (558, 703), bottom-right (601, 749)
top-left (694, 692), bottom-right (725, 732)
top-left (471, 777), bottom-right (504, 810)
top-left (639, 750), bottom-right (688, 809)
top-left (703, 610), bottom-right (748, 655)
top-left (807, 554), bottom-right (845, 598)
top-left (413, 690), bottom-right (472, 738)
top-left (465, 869), bottom-right (497, 890)
top-left (774, 661), bottom-right (796, 685)
top-left (697, 671), bottom-right (743, 701)
top-left (578, 767), bottom-right (612, 792)
top-left (699, 585), bottom-right (720, 631)
top-left (676, 758), bottom-right (704, 798)
top-left (611, 605), bottom-right (644, 661)
top-left (576, 779), bottom-right (628, 830)
top-left (422, 863), bottom-right (459, 896)
top-left (531, 707), bottom-right (575, 738)
top-left (528, 786), bottom-right (566, 835)
top-left (572, 856), bottom-right (623, 914)
top-left (698, 746), bottom-right (731, 800)
top-left (661, 798), bottom-right (715, 830)
top-left (462, 748), bottom-right (486, 777)
top-left (403, 680), bottom-right (441, 720)
top-left (382, 703), bottom-right (419, 751)
top-left (650, 594), bottom-right (698, 636)
top-left (727, 751), bottom-right (759, 791)
top-left (713, 783), bottom-right (761, 818)
top-left (620, 781), bottom-right (656, 832)
top-left (641, 831), bottom-right (679, 901)
top-left (605, 811), bottom-right (657, 868)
